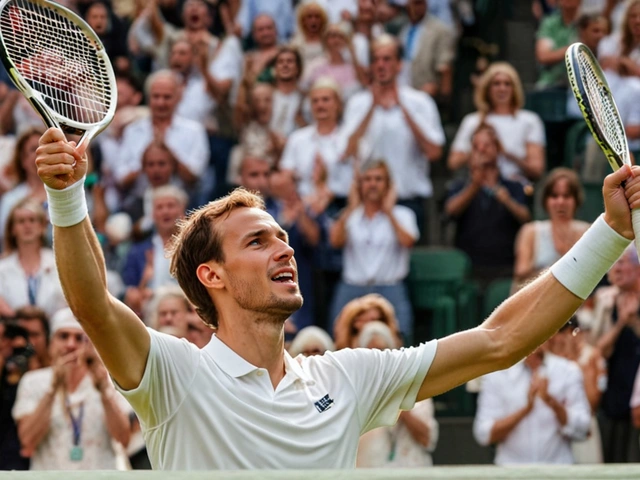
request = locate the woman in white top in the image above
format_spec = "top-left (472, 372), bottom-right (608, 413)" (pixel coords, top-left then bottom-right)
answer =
top-left (356, 321), bottom-right (438, 468)
top-left (448, 62), bottom-right (546, 183)
top-left (599, 0), bottom-right (640, 76)
top-left (290, 2), bottom-right (329, 71)
top-left (0, 126), bottom-right (46, 247)
top-left (0, 198), bottom-right (67, 319)
top-left (513, 168), bottom-right (590, 289)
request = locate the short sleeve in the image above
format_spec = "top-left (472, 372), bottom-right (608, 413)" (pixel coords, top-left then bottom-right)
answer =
top-left (326, 341), bottom-right (437, 433)
top-left (280, 132), bottom-right (300, 171)
top-left (405, 93), bottom-right (445, 146)
top-left (12, 369), bottom-right (52, 421)
top-left (393, 206), bottom-right (420, 241)
top-left (536, 16), bottom-right (555, 42)
top-left (115, 328), bottom-right (201, 429)
top-left (209, 37), bottom-right (243, 82)
top-left (450, 113), bottom-right (480, 153)
top-left (472, 373), bottom-right (502, 446)
top-left (524, 111), bottom-right (546, 146)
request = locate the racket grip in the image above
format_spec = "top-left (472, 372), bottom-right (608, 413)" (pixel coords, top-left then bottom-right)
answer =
top-left (632, 209), bottom-right (640, 257)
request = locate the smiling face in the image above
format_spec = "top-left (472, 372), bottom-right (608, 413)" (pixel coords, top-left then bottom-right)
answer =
top-left (212, 208), bottom-right (303, 326)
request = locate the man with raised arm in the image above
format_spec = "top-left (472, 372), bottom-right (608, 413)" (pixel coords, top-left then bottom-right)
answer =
top-left (36, 126), bottom-right (640, 470)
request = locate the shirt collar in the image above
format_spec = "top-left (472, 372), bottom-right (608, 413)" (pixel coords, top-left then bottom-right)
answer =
top-left (203, 335), bottom-right (315, 385)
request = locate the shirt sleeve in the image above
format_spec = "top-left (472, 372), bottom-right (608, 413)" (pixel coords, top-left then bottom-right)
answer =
top-left (559, 362), bottom-right (591, 441)
top-left (115, 328), bottom-right (201, 430)
top-left (535, 16), bottom-right (555, 42)
top-left (171, 123), bottom-right (210, 177)
top-left (12, 370), bottom-right (49, 421)
top-left (525, 112), bottom-right (546, 146)
top-left (405, 93), bottom-right (445, 146)
top-left (630, 365), bottom-right (640, 409)
top-left (209, 37), bottom-right (243, 82)
top-left (393, 206), bottom-right (420, 241)
top-left (279, 133), bottom-right (299, 172)
top-left (450, 114), bottom-right (478, 154)
top-left (472, 373), bottom-right (504, 446)
top-left (326, 341), bottom-right (437, 434)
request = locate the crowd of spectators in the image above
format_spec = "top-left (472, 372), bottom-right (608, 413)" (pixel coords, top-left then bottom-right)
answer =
top-left (3, 0), bottom-right (640, 471)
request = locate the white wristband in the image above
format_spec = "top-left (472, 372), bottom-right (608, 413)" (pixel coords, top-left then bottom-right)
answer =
top-left (45, 178), bottom-right (88, 227)
top-left (550, 215), bottom-right (631, 300)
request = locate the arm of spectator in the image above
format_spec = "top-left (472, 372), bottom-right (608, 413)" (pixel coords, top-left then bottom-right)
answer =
top-left (537, 376), bottom-right (568, 426)
top-left (535, 38), bottom-right (569, 67)
top-left (346, 40), bottom-right (370, 87)
top-left (597, 297), bottom-right (636, 358)
top-left (0, 87), bottom-right (19, 134)
top-left (329, 181), bottom-right (360, 248)
top-left (128, 0), bottom-right (166, 56)
top-left (383, 188), bottom-right (418, 248)
top-left (399, 96), bottom-right (442, 161)
top-left (444, 181), bottom-right (481, 218)
top-left (16, 387), bottom-right (58, 453)
top-left (342, 95), bottom-right (377, 160)
top-left (513, 222), bottom-right (536, 283)
top-left (503, 143), bottom-right (546, 181)
top-left (494, 186), bottom-right (531, 224)
top-left (582, 351), bottom-right (606, 413)
top-left (631, 363), bottom-right (640, 428)
top-left (0, 295), bottom-right (15, 318)
top-left (398, 409), bottom-right (430, 448)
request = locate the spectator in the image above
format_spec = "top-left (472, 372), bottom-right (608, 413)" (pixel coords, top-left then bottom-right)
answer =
top-left (83, 1), bottom-right (130, 73)
top-left (288, 326), bottom-right (335, 356)
top-left (14, 306), bottom-right (50, 371)
top-left (301, 22), bottom-right (367, 101)
top-left (122, 186), bottom-right (188, 317)
top-left (549, 317), bottom-right (607, 464)
top-left (234, 0), bottom-right (294, 42)
top-left (291, 2), bottom-right (329, 69)
top-left (445, 125), bottom-right (530, 287)
top-left (473, 332), bottom-right (591, 464)
top-left (242, 14), bottom-right (281, 84)
top-left (145, 286), bottom-right (190, 338)
top-left (229, 83), bottom-right (284, 182)
top-left (92, 73), bottom-right (146, 218)
top-left (513, 168), bottom-right (589, 289)
top-left (234, 155), bottom-right (272, 194)
top-left (270, 46), bottom-right (306, 137)
top-left (535, 0), bottom-right (581, 89)
top-left (280, 77), bottom-right (353, 201)
top-left (307, 0), bottom-right (359, 23)
top-left (116, 70), bottom-right (210, 205)
top-left (351, 0), bottom-right (385, 72)
top-left (0, 199), bottom-right (67, 320)
top-left (589, 246), bottom-right (640, 463)
top-left (12, 309), bottom-right (131, 470)
top-left (398, 0), bottom-right (455, 100)
top-left (333, 293), bottom-right (402, 349)
top-left (0, 127), bottom-right (46, 246)
top-left (342, 34), bottom-right (445, 235)
top-left (356, 321), bottom-right (438, 467)
top-left (185, 304), bottom-right (214, 349)
top-left (329, 159), bottom-right (418, 342)
top-left (128, 0), bottom-right (219, 72)
top-left (0, 320), bottom-right (34, 470)
top-left (600, 0), bottom-right (640, 76)
top-left (448, 62), bottom-right (546, 184)
top-left (121, 141), bottom-right (179, 239)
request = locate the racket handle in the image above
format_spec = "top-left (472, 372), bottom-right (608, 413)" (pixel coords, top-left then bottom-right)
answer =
top-left (632, 209), bottom-right (640, 257)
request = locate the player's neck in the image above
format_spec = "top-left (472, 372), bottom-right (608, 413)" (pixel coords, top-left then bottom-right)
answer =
top-left (216, 317), bottom-right (287, 389)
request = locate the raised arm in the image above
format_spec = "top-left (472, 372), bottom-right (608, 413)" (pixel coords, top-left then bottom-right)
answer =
top-left (36, 128), bottom-right (150, 391)
top-left (417, 166), bottom-right (637, 401)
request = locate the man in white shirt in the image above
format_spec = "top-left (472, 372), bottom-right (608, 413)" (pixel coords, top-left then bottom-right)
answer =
top-left (35, 123), bottom-right (640, 469)
top-left (280, 77), bottom-right (352, 200)
top-left (342, 34), bottom-right (445, 235)
top-left (270, 46), bottom-right (305, 137)
top-left (473, 336), bottom-right (591, 464)
top-left (329, 159), bottom-right (418, 341)
top-left (116, 70), bottom-right (210, 207)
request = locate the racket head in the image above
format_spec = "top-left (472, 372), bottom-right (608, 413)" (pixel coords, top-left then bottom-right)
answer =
top-left (0, 0), bottom-right (117, 141)
top-left (565, 42), bottom-right (630, 171)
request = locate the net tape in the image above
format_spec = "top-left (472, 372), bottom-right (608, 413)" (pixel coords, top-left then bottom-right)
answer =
top-left (576, 49), bottom-right (627, 156)
top-left (0, 0), bottom-right (112, 125)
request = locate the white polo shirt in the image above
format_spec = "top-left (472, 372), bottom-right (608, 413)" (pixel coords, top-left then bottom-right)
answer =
top-left (342, 205), bottom-right (419, 285)
top-left (117, 329), bottom-right (437, 470)
top-left (116, 116), bottom-right (210, 183)
top-left (342, 86), bottom-right (445, 199)
top-left (280, 124), bottom-right (353, 198)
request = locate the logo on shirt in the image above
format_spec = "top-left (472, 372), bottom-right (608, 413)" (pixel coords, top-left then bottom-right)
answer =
top-left (314, 394), bottom-right (334, 413)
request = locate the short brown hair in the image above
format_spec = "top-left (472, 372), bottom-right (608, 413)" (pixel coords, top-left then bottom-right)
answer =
top-left (168, 188), bottom-right (266, 328)
top-left (274, 46), bottom-right (303, 80)
top-left (541, 167), bottom-right (585, 213)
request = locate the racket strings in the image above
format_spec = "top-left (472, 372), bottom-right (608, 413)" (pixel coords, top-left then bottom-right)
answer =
top-left (0, 0), bottom-right (113, 125)
top-left (577, 52), bottom-right (628, 156)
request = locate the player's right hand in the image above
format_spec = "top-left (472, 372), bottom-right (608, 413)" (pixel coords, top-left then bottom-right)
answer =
top-left (36, 127), bottom-right (87, 190)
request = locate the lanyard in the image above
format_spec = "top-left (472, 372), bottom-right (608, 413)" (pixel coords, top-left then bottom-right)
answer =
top-left (65, 397), bottom-right (85, 446)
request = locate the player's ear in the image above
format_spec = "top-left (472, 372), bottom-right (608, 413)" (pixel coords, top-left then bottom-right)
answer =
top-left (196, 262), bottom-right (225, 290)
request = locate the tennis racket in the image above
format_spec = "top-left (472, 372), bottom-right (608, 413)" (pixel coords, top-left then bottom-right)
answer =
top-left (0, 0), bottom-right (117, 153)
top-left (565, 42), bottom-right (640, 253)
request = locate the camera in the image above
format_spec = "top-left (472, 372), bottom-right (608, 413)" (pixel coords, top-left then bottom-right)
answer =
top-left (2, 323), bottom-right (35, 380)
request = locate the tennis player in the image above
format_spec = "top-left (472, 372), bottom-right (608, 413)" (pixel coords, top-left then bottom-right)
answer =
top-left (36, 127), bottom-right (640, 469)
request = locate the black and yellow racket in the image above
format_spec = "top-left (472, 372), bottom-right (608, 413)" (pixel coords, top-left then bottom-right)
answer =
top-left (0, 0), bottom-right (117, 153)
top-left (565, 42), bottom-right (640, 250)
